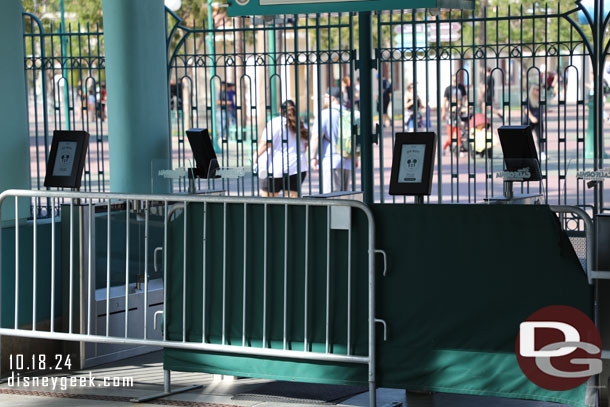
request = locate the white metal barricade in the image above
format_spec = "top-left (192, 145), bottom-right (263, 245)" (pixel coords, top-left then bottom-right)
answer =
top-left (0, 189), bottom-right (384, 406)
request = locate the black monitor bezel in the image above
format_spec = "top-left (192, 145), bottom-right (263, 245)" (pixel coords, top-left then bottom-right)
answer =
top-left (497, 125), bottom-right (542, 182)
top-left (186, 128), bottom-right (219, 179)
top-left (389, 132), bottom-right (437, 196)
top-left (44, 130), bottom-right (89, 189)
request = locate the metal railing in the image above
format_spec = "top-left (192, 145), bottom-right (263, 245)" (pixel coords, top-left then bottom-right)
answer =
top-left (376, 6), bottom-right (595, 207)
top-left (166, 11), bottom-right (358, 197)
top-left (0, 189), bottom-right (381, 406)
top-left (21, 4), bottom-right (610, 214)
top-left (164, 4), bottom-right (610, 211)
top-left (23, 13), bottom-right (108, 200)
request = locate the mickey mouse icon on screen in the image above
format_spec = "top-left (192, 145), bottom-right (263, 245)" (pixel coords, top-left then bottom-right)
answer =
top-left (61, 154), bottom-right (70, 165)
top-left (406, 158), bottom-right (418, 168)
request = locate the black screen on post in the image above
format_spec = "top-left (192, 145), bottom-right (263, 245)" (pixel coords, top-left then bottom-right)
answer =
top-left (497, 125), bottom-right (542, 182)
top-left (186, 128), bottom-right (219, 178)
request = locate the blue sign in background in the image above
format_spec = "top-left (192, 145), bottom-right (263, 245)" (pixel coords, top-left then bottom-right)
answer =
top-left (578, 0), bottom-right (609, 25)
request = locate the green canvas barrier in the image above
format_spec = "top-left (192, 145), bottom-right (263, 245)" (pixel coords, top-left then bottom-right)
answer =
top-left (164, 201), bottom-right (371, 383)
top-left (164, 203), bottom-right (591, 406)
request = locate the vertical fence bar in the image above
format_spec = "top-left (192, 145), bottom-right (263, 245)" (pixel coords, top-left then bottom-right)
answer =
top-left (367, 209), bottom-right (376, 407)
top-left (222, 202), bottom-right (227, 345)
top-left (325, 205), bottom-right (330, 353)
top-left (347, 215), bottom-right (352, 355)
top-left (593, 0), bottom-right (604, 214)
top-left (435, 15), bottom-right (442, 203)
top-left (32, 199), bottom-right (37, 331)
top-left (262, 203), bottom-right (267, 348)
top-left (14, 197), bottom-right (19, 330)
top-left (69, 199), bottom-right (74, 334)
top-left (106, 200), bottom-right (111, 336)
top-left (283, 204), bottom-right (288, 350)
top-left (182, 201), bottom-right (187, 343)
top-left (163, 201), bottom-right (168, 341)
top-left (304, 204), bottom-right (309, 352)
top-left (124, 200), bottom-right (130, 338)
top-left (202, 202), bottom-right (207, 342)
top-left (242, 203), bottom-right (247, 347)
top-left (87, 200), bottom-right (92, 335)
top-left (51, 198), bottom-right (56, 332)
top-left (376, 13), bottom-right (385, 203)
top-left (144, 200), bottom-right (149, 340)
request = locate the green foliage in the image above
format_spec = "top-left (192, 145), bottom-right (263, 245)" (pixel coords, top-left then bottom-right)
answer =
top-left (312, 14), bottom-right (356, 51)
top-left (22, 0), bottom-right (104, 88)
top-left (474, 0), bottom-right (590, 48)
top-left (22, 0), bottom-right (102, 30)
top-left (175, 0), bottom-right (209, 28)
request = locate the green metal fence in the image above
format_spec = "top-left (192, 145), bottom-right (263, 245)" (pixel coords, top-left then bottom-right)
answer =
top-left (166, 11), bottom-right (358, 197)
top-left (374, 5), bottom-right (594, 206)
top-left (23, 12), bottom-right (107, 215)
top-left (22, 3), bottom-right (610, 214)
top-left (165, 4), bottom-right (609, 213)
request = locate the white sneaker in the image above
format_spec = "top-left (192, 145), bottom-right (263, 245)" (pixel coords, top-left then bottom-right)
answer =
top-left (541, 152), bottom-right (547, 161)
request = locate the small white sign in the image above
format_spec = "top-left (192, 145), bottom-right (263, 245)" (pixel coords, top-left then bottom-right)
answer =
top-left (496, 168), bottom-right (532, 181)
top-left (216, 167), bottom-right (246, 179)
top-left (398, 144), bottom-right (425, 183)
top-left (158, 168), bottom-right (188, 179)
top-left (52, 141), bottom-right (78, 177)
top-left (576, 169), bottom-right (610, 181)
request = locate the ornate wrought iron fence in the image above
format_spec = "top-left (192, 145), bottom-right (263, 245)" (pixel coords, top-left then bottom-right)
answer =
top-left (22, 4), bottom-right (610, 215)
top-left (23, 12), bottom-right (108, 215)
top-left (166, 11), bottom-right (358, 197)
top-left (374, 5), bottom-right (597, 208)
top-left (165, 4), bottom-right (609, 213)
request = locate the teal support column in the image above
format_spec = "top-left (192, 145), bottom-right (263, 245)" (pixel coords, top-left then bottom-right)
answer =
top-left (358, 12), bottom-right (374, 204)
top-left (586, 95), bottom-right (595, 159)
top-left (103, 0), bottom-right (170, 194)
top-left (60, 0), bottom-right (70, 131)
top-left (207, 1), bottom-right (221, 152)
top-left (0, 0), bottom-right (31, 221)
top-left (269, 24), bottom-right (277, 116)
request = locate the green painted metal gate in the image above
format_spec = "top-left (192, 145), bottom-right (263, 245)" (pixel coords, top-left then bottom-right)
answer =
top-left (165, 3), bottom-right (609, 215)
top-left (21, 3), bottom-right (610, 215)
top-left (22, 12), bottom-right (107, 216)
top-left (166, 10), bottom-right (358, 196)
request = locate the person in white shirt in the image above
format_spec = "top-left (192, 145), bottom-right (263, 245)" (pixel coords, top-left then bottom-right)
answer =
top-left (310, 87), bottom-right (353, 194)
top-left (256, 100), bottom-right (308, 197)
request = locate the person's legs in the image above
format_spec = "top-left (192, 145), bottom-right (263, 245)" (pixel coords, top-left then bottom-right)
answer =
top-left (443, 125), bottom-right (463, 152)
top-left (285, 172), bottom-right (306, 198)
top-left (333, 169), bottom-right (341, 192)
top-left (217, 109), bottom-right (227, 139)
top-left (443, 125), bottom-right (453, 150)
top-left (334, 169), bottom-right (351, 192)
top-left (341, 169), bottom-right (351, 191)
top-left (406, 115), bottom-right (414, 131)
top-left (228, 111), bottom-right (237, 139)
top-left (322, 167), bottom-right (345, 193)
top-left (322, 167), bottom-right (332, 194)
top-left (322, 167), bottom-right (353, 193)
top-left (259, 177), bottom-right (272, 197)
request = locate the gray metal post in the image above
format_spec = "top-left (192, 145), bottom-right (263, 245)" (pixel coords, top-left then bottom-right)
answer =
top-left (164, 369), bottom-right (171, 393)
top-left (358, 12), bottom-right (374, 205)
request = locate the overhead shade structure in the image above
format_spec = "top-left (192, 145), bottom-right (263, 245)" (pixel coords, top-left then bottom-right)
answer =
top-left (228, 0), bottom-right (474, 16)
